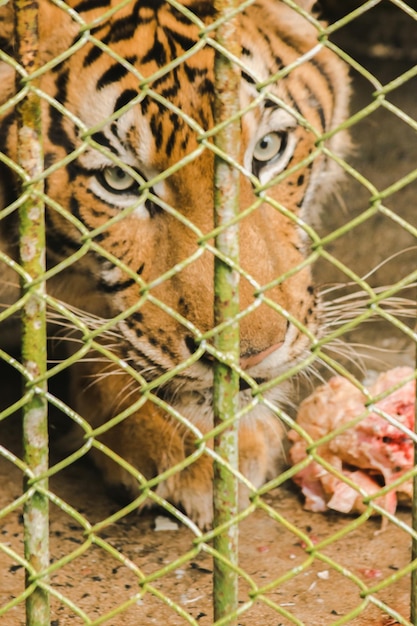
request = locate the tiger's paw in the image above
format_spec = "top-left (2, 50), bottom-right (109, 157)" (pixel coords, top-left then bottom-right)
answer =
top-left (155, 478), bottom-right (214, 530)
top-left (91, 438), bottom-right (214, 529)
top-left (100, 457), bottom-right (214, 530)
top-left (151, 452), bottom-right (215, 529)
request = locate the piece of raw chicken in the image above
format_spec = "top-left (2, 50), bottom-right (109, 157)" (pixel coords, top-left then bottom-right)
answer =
top-left (288, 367), bottom-right (415, 517)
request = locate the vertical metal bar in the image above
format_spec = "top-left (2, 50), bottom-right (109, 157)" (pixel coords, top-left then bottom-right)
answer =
top-left (15, 1), bottom-right (49, 624)
top-left (212, 2), bottom-right (241, 624)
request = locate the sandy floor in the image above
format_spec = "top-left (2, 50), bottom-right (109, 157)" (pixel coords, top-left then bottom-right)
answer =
top-left (0, 448), bottom-right (414, 626)
top-left (1, 6), bottom-right (417, 626)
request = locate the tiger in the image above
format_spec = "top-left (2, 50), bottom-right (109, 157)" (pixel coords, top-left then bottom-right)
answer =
top-left (0, 0), bottom-right (350, 528)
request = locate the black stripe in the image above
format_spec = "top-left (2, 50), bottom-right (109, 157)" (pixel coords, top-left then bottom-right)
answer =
top-left (183, 62), bottom-right (209, 83)
top-left (96, 56), bottom-right (137, 90)
top-left (145, 198), bottom-right (161, 219)
top-left (44, 152), bottom-right (56, 170)
top-left (47, 105), bottom-right (70, 150)
top-left (135, 0), bottom-right (164, 10)
top-left (273, 55), bottom-right (284, 72)
top-left (83, 43), bottom-right (104, 68)
top-left (165, 112), bottom-right (181, 158)
top-left (271, 26), bottom-right (304, 58)
top-left (48, 70), bottom-right (75, 152)
top-left (70, 194), bottom-right (108, 236)
top-left (141, 36), bottom-right (167, 66)
top-left (198, 78), bottom-right (214, 101)
top-left (296, 161), bottom-right (314, 209)
top-left (150, 72), bottom-right (170, 91)
top-left (163, 26), bottom-right (196, 52)
top-left (149, 114), bottom-right (163, 151)
top-left (160, 82), bottom-right (180, 101)
top-left (98, 276), bottom-right (137, 293)
top-left (305, 81), bottom-right (326, 130)
top-left (107, 15), bottom-right (137, 43)
top-left (310, 57), bottom-right (335, 101)
top-left (140, 98), bottom-right (149, 116)
top-left (96, 63), bottom-right (129, 91)
top-left (54, 67), bottom-right (69, 102)
top-left (124, 323), bottom-right (179, 365)
top-left (130, 311), bottom-right (143, 323)
top-left (267, 25), bottom-right (334, 130)
top-left (114, 89), bottom-right (138, 113)
top-left (242, 71), bottom-right (255, 86)
top-left (74, 0), bottom-right (109, 14)
top-left (90, 131), bottom-right (116, 153)
top-left (69, 195), bottom-right (82, 223)
top-left (288, 80), bottom-right (326, 131)
top-left (284, 88), bottom-right (302, 118)
top-left (184, 1), bottom-right (216, 20)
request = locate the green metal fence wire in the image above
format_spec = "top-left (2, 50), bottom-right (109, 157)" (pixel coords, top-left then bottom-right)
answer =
top-left (0, 0), bottom-right (416, 624)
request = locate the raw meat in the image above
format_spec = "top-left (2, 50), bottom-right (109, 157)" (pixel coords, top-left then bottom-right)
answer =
top-left (288, 367), bottom-right (415, 517)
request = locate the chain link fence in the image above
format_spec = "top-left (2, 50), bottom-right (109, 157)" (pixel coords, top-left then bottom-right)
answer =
top-left (0, 0), bottom-right (416, 624)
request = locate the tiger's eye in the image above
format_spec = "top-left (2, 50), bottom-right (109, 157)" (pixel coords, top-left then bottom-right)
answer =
top-left (102, 167), bottom-right (136, 192)
top-left (253, 132), bottom-right (285, 162)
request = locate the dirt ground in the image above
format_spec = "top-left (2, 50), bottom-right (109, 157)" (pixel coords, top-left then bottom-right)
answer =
top-left (1, 6), bottom-right (417, 626)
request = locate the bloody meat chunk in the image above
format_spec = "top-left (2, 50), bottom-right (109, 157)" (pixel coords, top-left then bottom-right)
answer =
top-left (288, 367), bottom-right (415, 518)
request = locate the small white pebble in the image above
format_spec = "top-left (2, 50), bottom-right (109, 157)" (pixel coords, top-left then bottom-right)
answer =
top-left (154, 515), bottom-right (179, 531)
top-left (181, 594), bottom-right (205, 605)
top-left (317, 570), bottom-right (330, 580)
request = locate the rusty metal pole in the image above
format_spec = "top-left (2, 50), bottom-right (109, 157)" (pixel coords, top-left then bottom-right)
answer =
top-left (15, 1), bottom-right (49, 624)
top-left (213, 1), bottom-right (241, 624)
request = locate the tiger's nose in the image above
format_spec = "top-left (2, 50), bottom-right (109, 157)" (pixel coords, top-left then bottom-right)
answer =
top-left (185, 336), bottom-right (283, 369)
top-left (240, 342), bottom-right (283, 369)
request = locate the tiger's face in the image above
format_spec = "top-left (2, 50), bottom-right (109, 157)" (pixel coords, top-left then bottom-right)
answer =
top-left (0, 0), bottom-right (350, 525)
top-left (9, 0), bottom-right (347, 397)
